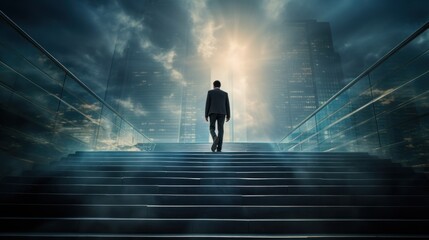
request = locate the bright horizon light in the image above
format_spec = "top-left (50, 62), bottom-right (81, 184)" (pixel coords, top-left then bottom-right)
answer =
top-left (206, 34), bottom-right (264, 142)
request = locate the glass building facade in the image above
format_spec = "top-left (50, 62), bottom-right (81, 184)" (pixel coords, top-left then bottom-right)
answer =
top-left (263, 20), bottom-right (344, 141)
top-left (280, 22), bottom-right (429, 166)
top-left (179, 59), bottom-right (211, 143)
top-left (105, 32), bottom-right (210, 143)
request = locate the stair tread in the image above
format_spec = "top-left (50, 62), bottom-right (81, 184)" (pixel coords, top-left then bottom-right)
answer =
top-left (1, 233), bottom-right (428, 240)
top-left (1, 150), bottom-right (429, 237)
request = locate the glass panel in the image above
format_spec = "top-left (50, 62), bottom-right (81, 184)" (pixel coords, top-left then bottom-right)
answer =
top-left (315, 107), bottom-right (328, 123)
top-left (301, 134), bottom-right (319, 151)
top-left (288, 143), bottom-right (302, 152)
top-left (118, 124), bottom-right (135, 148)
top-left (298, 116), bottom-right (318, 150)
top-left (373, 61), bottom-right (429, 117)
top-left (369, 29), bottom-right (429, 89)
top-left (1, 14), bottom-right (150, 176)
top-left (61, 75), bottom-right (102, 121)
top-left (0, 30), bottom-right (64, 97)
top-left (95, 107), bottom-right (122, 149)
top-left (55, 101), bottom-right (98, 146)
top-left (281, 26), bottom-right (429, 166)
top-left (347, 76), bottom-right (372, 108)
top-left (0, 87), bottom-right (61, 161)
top-left (54, 76), bottom-right (101, 146)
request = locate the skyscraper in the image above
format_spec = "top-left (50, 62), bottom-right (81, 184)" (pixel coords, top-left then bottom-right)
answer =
top-left (262, 20), bottom-right (344, 141)
top-left (104, 0), bottom-right (212, 143)
top-left (103, 0), bottom-right (188, 143)
top-left (179, 58), bottom-right (211, 143)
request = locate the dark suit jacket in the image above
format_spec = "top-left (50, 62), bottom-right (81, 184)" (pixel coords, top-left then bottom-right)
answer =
top-left (205, 88), bottom-right (230, 118)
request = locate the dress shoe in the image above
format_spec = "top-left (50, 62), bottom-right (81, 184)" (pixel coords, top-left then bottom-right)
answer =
top-left (211, 137), bottom-right (219, 152)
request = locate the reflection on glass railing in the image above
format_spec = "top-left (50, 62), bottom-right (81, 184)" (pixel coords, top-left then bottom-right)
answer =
top-left (0, 11), bottom-right (150, 173)
top-left (281, 22), bottom-right (429, 166)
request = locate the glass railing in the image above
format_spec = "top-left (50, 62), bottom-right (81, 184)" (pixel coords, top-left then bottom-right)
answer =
top-left (280, 22), bottom-right (429, 166)
top-left (0, 10), bottom-right (150, 175)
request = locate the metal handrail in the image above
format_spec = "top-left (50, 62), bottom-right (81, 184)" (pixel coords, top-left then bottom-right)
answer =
top-left (0, 10), bottom-right (151, 142)
top-left (280, 21), bottom-right (429, 142)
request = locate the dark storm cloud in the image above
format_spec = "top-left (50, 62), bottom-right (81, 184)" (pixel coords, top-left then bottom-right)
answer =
top-left (116, 0), bottom-right (190, 50)
top-left (1, 0), bottom-right (194, 95)
top-left (206, 0), bottom-right (272, 39)
top-left (1, 0), bottom-right (428, 111)
top-left (1, 0), bottom-right (117, 95)
top-left (283, 0), bottom-right (429, 80)
top-left (189, 0), bottom-right (429, 82)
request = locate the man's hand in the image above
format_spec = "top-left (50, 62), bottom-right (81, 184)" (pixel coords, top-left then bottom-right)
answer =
top-left (205, 117), bottom-right (208, 122)
top-left (226, 117), bottom-right (230, 122)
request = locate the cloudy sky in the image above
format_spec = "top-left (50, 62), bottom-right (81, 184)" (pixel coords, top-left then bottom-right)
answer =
top-left (1, 0), bottom-right (428, 142)
top-left (2, 0), bottom-right (428, 90)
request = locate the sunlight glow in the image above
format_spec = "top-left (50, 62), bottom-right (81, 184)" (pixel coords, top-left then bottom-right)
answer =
top-left (207, 36), bottom-right (255, 142)
top-left (227, 41), bottom-right (247, 70)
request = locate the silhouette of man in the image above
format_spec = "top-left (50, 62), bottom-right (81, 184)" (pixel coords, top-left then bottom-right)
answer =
top-left (205, 80), bottom-right (230, 152)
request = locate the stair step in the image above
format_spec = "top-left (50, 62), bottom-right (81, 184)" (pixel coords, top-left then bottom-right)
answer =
top-left (46, 165), bottom-right (414, 174)
top-left (147, 143), bottom-right (281, 152)
top-left (56, 160), bottom-right (396, 167)
top-left (2, 176), bottom-right (426, 186)
top-left (2, 193), bottom-right (429, 206)
top-left (22, 170), bottom-right (419, 179)
top-left (1, 233), bottom-right (427, 240)
top-left (1, 204), bottom-right (428, 219)
top-left (1, 218), bottom-right (429, 234)
top-left (63, 155), bottom-right (383, 160)
top-left (52, 163), bottom-right (401, 170)
top-left (2, 183), bottom-right (428, 195)
top-left (73, 151), bottom-right (371, 156)
top-left (41, 170), bottom-right (418, 180)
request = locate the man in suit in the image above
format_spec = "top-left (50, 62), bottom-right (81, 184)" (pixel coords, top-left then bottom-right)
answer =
top-left (205, 80), bottom-right (231, 152)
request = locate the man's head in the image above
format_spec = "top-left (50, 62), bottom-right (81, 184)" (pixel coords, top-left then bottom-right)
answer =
top-left (213, 80), bottom-right (221, 88)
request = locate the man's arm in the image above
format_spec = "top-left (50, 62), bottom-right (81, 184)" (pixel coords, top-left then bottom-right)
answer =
top-left (225, 93), bottom-right (230, 122)
top-left (205, 91), bottom-right (210, 122)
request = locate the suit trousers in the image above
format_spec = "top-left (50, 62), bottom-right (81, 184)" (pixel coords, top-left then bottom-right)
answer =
top-left (209, 113), bottom-right (226, 151)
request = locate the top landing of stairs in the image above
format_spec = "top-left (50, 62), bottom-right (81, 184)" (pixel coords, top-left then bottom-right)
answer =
top-left (136, 143), bottom-right (281, 152)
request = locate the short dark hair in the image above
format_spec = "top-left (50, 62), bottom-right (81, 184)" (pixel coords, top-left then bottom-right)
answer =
top-left (213, 80), bottom-right (221, 88)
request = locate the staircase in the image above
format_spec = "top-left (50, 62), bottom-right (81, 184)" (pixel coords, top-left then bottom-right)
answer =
top-left (1, 147), bottom-right (429, 239)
